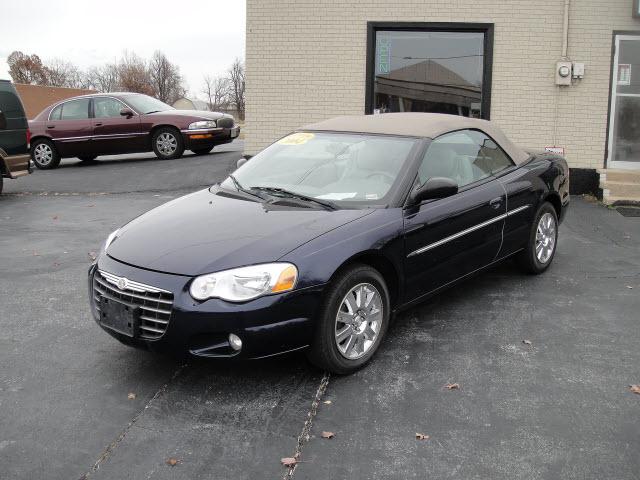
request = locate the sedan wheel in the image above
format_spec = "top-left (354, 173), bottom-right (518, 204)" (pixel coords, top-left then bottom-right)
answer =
top-left (31, 139), bottom-right (61, 169)
top-left (334, 283), bottom-right (383, 360)
top-left (535, 212), bottom-right (556, 264)
top-left (152, 127), bottom-right (185, 160)
top-left (156, 133), bottom-right (177, 156)
top-left (517, 201), bottom-right (558, 274)
top-left (308, 264), bottom-right (390, 374)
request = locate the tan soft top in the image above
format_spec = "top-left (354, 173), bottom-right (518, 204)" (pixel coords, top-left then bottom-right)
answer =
top-left (302, 112), bottom-right (530, 165)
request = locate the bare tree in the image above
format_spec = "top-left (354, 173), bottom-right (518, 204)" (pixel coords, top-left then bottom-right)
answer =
top-left (227, 58), bottom-right (245, 120)
top-left (85, 63), bottom-right (120, 92)
top-left (44, 59), bottom-right (85, 88)
top-left (202, 74), bottom-right (230, 111)
top-left (117, 51), bottom-right (153, 96)
top-left (7, 51), bottom-right (48, 84)
top-left (148, 51), bottom-right (185, 104)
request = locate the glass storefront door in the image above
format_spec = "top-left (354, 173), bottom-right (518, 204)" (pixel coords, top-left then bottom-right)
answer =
top-left (608, 34), bottom-right (640, 169)
top-left (366, 24), bottom-right (493, 119)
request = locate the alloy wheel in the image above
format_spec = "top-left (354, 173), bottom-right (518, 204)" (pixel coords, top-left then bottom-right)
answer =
top-left (33, 143), bottom-right (53, 166)
top-left (334, 283), bottom-right (383, 360)
top-left (156, 133), bottom-right (177, 156)
top-left (535, 212), bottom-right (556, 264)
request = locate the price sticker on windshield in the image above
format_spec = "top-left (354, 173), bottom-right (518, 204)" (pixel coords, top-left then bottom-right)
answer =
top-left (277, 132), bottom-right (315, 145)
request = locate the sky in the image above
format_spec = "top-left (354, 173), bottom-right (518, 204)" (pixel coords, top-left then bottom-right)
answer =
top-left (0, 0), bottom-right (246, 99)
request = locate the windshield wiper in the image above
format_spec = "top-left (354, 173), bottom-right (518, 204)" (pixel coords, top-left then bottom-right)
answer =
top-left (250, 186), bottom-right (337, 210)
top-left (227, 175), bottom-right (268, 201)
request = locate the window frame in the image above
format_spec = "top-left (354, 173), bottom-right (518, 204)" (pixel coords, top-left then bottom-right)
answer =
top-left (92, 96), bottom-right (129, 119)
top-left (56, 98), bottom-right (91, 121)
top-left (365, 22), bottom-right (494, 120)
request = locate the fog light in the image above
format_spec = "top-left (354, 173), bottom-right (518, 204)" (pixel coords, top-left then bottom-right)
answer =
top-left (228, 333), bottom-right (242, 351)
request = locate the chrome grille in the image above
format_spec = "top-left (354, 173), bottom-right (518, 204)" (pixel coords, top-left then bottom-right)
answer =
top-left (92, 270), bottom-right (173, 340)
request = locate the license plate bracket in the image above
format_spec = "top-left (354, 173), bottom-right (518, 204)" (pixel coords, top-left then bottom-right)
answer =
top-left (100, 298), bottom-right (138, 337)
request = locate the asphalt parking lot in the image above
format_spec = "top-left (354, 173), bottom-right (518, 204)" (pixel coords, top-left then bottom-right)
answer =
top-left (1, 141), bottom-right (639, 479)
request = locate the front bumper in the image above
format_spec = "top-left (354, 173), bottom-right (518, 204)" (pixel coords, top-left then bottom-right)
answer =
top-left (180, 126), bottom-right (240, 150)
top-left (88, 254), bottom-right (322, 359)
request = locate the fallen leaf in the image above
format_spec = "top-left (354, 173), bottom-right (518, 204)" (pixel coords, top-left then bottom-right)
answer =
top-left (52, 215), bottom-right (58, 220)
top-left (629, 385), bottom-right (640, 394)
top-left (88, 251), bottom-right (97, 261)
top-left (33, 251), bottom-right (40, 256)
top-left (281, 457), bottom-right (297, 467)
top-left (323, 400), bottom-right (332, 405)
top-left (445, 383), bottom-right (460, 390)
top-left (626, 286), bottom-right (633, 289)
top-left (127, 393), bottom-right (136, 400)
top-left (53, 262), bottom-right (60, 267)
top-left (166, 458), bottom-right (179, 466)
top-left (321, 431), bottom-right (334, 439)
top-left (522, 339), bottom-right (532, 345)
top-left (415, 433), bottom-right (430, 440)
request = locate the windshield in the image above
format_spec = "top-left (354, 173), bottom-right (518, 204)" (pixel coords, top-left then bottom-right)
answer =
top-left (222, 132), bottom-right (418, 207)
top-left (123, 94), bottom-right (174, 114)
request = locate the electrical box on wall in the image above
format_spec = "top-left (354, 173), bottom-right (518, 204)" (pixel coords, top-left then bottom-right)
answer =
top-left (556, 61), bottom-right (573, 85)
top-left (572, 62), bottom-right (585, 79)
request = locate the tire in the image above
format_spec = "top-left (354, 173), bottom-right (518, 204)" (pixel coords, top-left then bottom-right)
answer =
top-left (307, 264), bottom-right (390, 374)
top-left (78, 155), bottom-right (98, 162)
top-left (152, 127), bottom-right (184, 160)
top-left (31, 138), bottom-right (61, 169)
top-left (516, 201), bottom-right (559, 274)
top-left (191, 146), bottom-right (214, 155)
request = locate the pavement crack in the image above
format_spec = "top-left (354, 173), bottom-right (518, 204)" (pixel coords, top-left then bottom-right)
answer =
top-left (283, 372), bottom-right (330, 479)
top-left (77, 362), bottom-right (188, 480)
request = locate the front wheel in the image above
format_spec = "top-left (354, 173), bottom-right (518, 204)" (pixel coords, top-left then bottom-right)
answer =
top-left (307, 264), bottom-right (390, 374)
top-left (31, 139), bottom-right (61, 169)
top-left (152, 127), bottom-right (184, 160)
top-left (516, 201), bottom-right (558, 274)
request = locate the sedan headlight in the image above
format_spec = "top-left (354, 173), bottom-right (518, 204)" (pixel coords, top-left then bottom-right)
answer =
top-left (188, 120), bottom-right (217, 129)
top-left (104, 228), bottom-right (120, 251)
top-left (190, 263), bottom-right (298, 302)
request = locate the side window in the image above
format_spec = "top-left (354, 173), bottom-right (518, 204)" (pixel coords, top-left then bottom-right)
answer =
top-left (50, 104), bottom-right (63, 120)
top-left (94, 97), bottom-right (125, 118)
top-left (60, 99), bottom-right (90, 120)
top-left (0, 91), bottom-right (23, 117)
top-left (418, 129), bottom-right (514, 188)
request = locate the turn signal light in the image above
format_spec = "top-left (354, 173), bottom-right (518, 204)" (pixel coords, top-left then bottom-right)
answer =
top-left (272, 265), bottom-right (297, 293)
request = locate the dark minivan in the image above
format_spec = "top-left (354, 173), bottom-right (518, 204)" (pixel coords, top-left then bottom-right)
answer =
top-left (0, 79), bottom-right (31, 193)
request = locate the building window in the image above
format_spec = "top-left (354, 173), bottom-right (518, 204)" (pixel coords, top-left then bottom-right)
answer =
top-left (366, 23), bottom-right (494, 119)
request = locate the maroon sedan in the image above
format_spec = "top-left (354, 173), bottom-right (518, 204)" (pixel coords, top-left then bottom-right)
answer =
top-left (28, 93), bottom-right (239, 169)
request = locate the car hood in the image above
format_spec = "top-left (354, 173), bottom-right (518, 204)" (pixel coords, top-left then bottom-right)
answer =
top-left (107, 188), bottom-right (373, 276)
top-left (146, 110), bottom-right (230, 121)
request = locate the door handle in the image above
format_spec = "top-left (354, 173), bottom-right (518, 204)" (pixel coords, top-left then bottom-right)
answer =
top-left (46, 125), bottom-right (55, 129)
top-left (489, 197), bottom-right (503, 209)
top-left (94, 122), bottom-right (103, 126)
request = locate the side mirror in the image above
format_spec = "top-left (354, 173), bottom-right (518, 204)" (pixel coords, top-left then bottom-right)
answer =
top-left (236, 154), bottom-right (252, 170)
top-left (411, 177), bottom-right (458, 204)
top-left (120, 108), bottom-right (134, 118)
top-left (0, 110), bottom-right (7, 130)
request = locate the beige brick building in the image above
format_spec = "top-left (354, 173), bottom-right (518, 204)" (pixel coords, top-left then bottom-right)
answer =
top-left (246, 0), bottom-right (640, 199)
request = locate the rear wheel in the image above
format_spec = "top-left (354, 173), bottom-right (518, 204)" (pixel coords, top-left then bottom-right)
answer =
top-left (31, 139), bottom-right (60, 169)
top-left (152, 127), bottom-right (184, 160)
top-left (191, 146), bottom-right (214, 155)
top-left (516, 202), bottom-right (558, 274)
top-left (307, 264), bottom-right (390, 374)
top-left (78, 155), bottom-right (98, 162)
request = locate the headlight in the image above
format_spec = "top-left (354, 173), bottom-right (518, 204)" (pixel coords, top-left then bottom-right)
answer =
top-left (188, 120), bottom-right (217, 129)
top-left (190, 263), bottom-right (298, 302)
top-left (104, 229), bottom-right (120, 251)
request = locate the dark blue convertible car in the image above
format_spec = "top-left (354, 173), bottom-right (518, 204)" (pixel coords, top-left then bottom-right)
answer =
top-left (89, 113), bottom-right (569, 374)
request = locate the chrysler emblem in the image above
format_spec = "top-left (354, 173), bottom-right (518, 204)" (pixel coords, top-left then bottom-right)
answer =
top-left (117, 277), bottom-right (128, 290)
